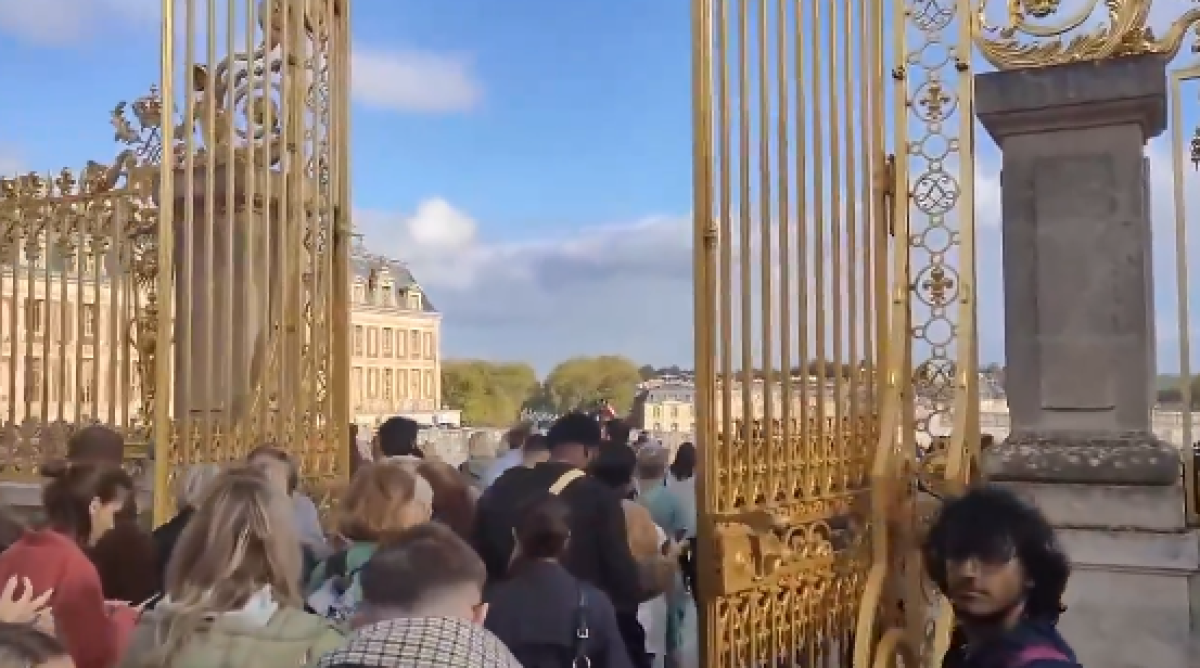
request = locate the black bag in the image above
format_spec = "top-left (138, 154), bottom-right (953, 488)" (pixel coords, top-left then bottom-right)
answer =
top-left (507, 582), bottom-right (594, 668)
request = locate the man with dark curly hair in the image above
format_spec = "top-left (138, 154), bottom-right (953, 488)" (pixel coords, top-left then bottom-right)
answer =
top-left (923, 485), bottom-right (1078, 668)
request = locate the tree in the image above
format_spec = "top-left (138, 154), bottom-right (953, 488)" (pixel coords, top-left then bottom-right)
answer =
top-left (441, 360), bottom-right (540, 426)
top-left (543, 355), bottom-right (643, 415)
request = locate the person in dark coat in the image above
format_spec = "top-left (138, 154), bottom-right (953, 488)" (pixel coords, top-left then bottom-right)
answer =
top-left (66, 425), bottom-right (159, 605)
top-left (485, 493), bottom-right (633, 668)
top-left (473, 412), bottom-right (675, 665)
top-left (149, 463), bottom-right (222, 592)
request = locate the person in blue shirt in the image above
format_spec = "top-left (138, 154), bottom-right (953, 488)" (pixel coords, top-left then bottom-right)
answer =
top-left (923, 485), bottom-right (1079, 668)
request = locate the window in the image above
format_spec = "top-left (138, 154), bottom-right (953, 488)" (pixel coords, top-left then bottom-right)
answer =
top-left (653, 406), bottom-right (662, 418)
top-left (397, 330), bottom-right (407, 357)
top-left (367, 327), bottom-right (378, 358)
top-left (382, 328), bottom-right (393, 357)
top-left (423, 370), bottom-right (435, 399)
top-left (82, 304), bottom-right (97, 340)
top-left (653, 422), bottom-right (661, 432)
top-left (409, 331), bottom-right (420, 359)
top-left (24, 357), bottom-right (41, 402)
top-left (352, 284), bottom-right (365, 303)
top-left (383, 369), bottom-right (393, 400)
top-left (80, 359), bottom-right (96, 404)
top-left (351, 367), bottom-right (363, 405)
top-left (353, 326), bottom-right (364, 356)
top-left (423, 332), bottom-right (434, 359)
top-left (671, 423), bottom-right (678, 432)
top-left (368, 368), bottom-right (378, 399)
top-left (25, 299), bottom-right (43, 337)
top-left (670, 406), bottom-right (678, 418)
top-left (409, 369), bottom-right (421, 400)
top-left (382, 283), bottom-right (393, 307)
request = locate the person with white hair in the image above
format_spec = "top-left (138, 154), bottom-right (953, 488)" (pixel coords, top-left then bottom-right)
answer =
top-left (149, 462), bottom-right (223, 602)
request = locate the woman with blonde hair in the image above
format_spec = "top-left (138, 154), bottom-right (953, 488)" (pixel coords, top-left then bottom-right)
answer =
top-left (305, 462), bottom-right (432, 622)
top-left (121, 467), bottom-right (344, 668)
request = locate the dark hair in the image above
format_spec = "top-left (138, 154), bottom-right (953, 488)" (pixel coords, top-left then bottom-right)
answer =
top-left (605, 419), bottom-right (631, 446)
top-left (67, 425), bottom-right (126, 465)
top-left (246, 444), bottom-right (299, 494)
top-left (360, 522), bottom-right (486, 612)
top-left (670, 442), bottom-right (696, 480)
top-left (513, 494), bottom-right (571, 563)
top-left (523, 433), bottom-right (549, 454)
top-left (378, 416), bottom-right (420, 458)
top-left (416, 460), bottom-right (476, 540)
top-left (0, 622), bottom-right (67, 666)
top-left (0, 507), bottom-right (24, 554)
top-left (40, 460), bottom-right (133, 546)
top-left (922, 485), bottom-right (1070, 620)
top-left (546, 413), bottom-right (601, 452)
top-left (590, 443), bottom-right (637, 490)
top-left (506, 422), bottom-right (534, 450)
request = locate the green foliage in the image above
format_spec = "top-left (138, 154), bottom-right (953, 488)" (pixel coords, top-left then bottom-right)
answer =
top-left (441, 360), bottom-right (539, 427)
top-left (543, 355), bottom-right (643, 415)
top-left (1155, 375), bottom-right (1200, 407)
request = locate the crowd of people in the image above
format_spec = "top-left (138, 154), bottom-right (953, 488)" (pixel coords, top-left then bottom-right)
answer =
top-left (0, 414), bottom-right (1081, 668)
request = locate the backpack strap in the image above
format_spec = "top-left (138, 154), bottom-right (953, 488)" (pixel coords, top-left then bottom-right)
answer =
top-left (1010, 645), bottom-right (1071, 667)
top-left (550, 469), bottom-right (585, 495)
top-left (572, 583), bottom-right (590, 668)
top-left (322, 549), bottom-right (351, 582)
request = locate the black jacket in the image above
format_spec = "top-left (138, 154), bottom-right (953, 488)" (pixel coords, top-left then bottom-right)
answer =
top-left (485, 560), bottom-right (633, 668)
top-left (150, 506), bottom-right (194, 587)
top-left (471, 461), bottom-right (644, 611)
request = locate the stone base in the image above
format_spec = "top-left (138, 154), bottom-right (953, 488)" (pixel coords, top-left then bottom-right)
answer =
top-left (997, 481), bottom-right (1198, 668)
top-left (987, 431), bottom-right (1181, 486)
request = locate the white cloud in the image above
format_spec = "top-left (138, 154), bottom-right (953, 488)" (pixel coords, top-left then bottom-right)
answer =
top-left (0, 0), bottom-right (155, 44)
top-left (352, 48), bottom-right (482, 113)
top-left (358, 145), bottom-right (1198, 373)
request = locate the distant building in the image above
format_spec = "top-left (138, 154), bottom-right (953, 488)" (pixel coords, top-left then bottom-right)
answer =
top-left (348, 240), bottom-right (458, 428)
top-left (631, 382), bottom-right (697, 435)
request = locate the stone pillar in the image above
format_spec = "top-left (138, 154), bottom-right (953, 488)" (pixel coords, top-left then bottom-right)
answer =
top-left (976, 55), bottom-right (1197, 668)
top-left (169, 163), bottom-right (278, 420)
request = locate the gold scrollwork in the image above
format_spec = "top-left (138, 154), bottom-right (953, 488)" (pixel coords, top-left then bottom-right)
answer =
top-left (975, 0), bottom-right (1200, 70)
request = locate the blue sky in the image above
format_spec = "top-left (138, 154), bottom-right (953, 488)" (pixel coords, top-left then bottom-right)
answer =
top-left (0, 0), bottom-right (1196, 374)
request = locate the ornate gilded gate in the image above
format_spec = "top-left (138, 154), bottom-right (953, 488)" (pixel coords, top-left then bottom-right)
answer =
top-left (689, 0), bottom-right (977, 666)
top-left (151, 0), bottom-right (352, 522)
top-left (0, 0), bottom-right (352, 524)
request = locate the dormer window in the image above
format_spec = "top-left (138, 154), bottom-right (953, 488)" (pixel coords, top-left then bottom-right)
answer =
top-left (352, 281), bottom-right (365, 303)
top-left (382, 281), bottom-right (394, 306)
top-left (407, 288), bottom-right (422, 311)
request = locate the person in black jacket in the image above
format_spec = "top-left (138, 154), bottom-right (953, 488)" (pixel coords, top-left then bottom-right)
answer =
top-left (150, 463), bottom-right (222, 593)
top-left (472, 413), bottom-right (652, 613)
top-left (485, 493), bottom-right (633, 668)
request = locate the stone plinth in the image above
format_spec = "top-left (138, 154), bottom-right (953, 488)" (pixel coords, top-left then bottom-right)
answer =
top-left (976, 54), bottom-right (1197, 668)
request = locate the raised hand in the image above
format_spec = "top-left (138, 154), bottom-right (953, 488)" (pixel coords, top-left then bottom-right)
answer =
top-left (0, 576), bottom-right (52, 625)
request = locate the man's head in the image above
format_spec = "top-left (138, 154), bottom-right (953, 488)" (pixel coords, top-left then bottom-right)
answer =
top-left (545, 413), bottom-right (602, 469)
top-left (923, 485), bottom-right (1069, 630)
top-left (505, 421), bottom-right (534, 451)
top-left (521, 433), bottom-right (550, 467)
top-left (356, 522), bottom-right (488, 627)
top-left (605, 419), bottom-right (631, 446)
top-left (67, 425), bottom-right (125, 466)
top-left (377, 416), bottom-right (420, 459)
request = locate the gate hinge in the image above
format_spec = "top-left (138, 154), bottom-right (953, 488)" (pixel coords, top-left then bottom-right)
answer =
top-left (875, 154), bottom-right (897, 237)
